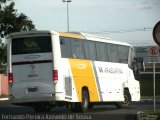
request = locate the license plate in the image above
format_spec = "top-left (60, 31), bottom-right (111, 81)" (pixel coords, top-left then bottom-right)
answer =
top-left (27, 87), bottom-right (38, 92)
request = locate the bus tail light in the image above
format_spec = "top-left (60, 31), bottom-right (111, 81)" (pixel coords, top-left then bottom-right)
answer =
top-left (9, 73), bottom-right (13, 85)
top-left (53, 70), bottom-right (58, 84)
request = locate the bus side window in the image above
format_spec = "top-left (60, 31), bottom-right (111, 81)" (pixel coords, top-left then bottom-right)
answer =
top-left (84, 40), bottom-right (89, 60)
top-left (96, 42), bottom-right (109, 62)
top-left (84, 40), bottom-right (97, 60)
top-left (88, 41), bottom-right (97, 61)
top-left (60, 37), bottom-right (72, 58)
top-left (60, 39), bottom-right (65, 44)
top-left (70, 39), bottom-right (85, 59)
top-left (118, 45), bottom-right (129, 64)
top-left (108, 44), bottom-right (119, 63)
top-left (128, 48), bottom-right (136, 69)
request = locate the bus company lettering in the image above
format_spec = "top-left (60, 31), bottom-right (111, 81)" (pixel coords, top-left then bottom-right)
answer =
top-left (98, 66), bottom-right (123, 74)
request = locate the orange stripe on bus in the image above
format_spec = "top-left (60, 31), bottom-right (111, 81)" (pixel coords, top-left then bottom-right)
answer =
top-left (69, 59), bottom-right (99, 102)
top-left (59, 32), bottom-right (83, 39)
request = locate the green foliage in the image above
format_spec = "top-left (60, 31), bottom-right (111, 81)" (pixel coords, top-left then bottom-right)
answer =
top-left (0, 0), bottom-right (35, 38)
top-left (0, 43), bottom-right (6, 73)
top-left (0, 0), bottom-right (35, 73)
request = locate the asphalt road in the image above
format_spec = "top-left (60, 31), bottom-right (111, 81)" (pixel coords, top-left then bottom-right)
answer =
top-left (0, 100), bottom-right (160, 120)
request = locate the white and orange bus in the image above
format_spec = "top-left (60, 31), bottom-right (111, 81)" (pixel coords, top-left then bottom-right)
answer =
top-left (7, 30), bottom-right (140, 112)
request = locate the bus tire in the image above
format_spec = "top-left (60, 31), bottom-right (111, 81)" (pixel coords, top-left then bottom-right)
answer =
top-left (115, 89), bottom-right (131, 109)
top-left (33, 105), bottom-right (51, 112)
top-left (81, 89), bottom-right (89, 112)
top-left (71, 89), bottom-right (89, 112)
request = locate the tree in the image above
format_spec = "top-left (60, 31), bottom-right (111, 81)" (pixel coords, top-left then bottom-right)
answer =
top-left (0, 0), bottom-right (35, 73)
top-left (0, 42), bottom-right (6, 73)
top-left (0, 0), bottom-right (35, 38)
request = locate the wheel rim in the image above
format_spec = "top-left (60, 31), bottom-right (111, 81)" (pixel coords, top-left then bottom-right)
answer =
top-left (122, 95), bottom-right (129, 104)
top-left (82, 91), bottom-right (88, 109)
top-left (83, 98), bottom-right (88, 108)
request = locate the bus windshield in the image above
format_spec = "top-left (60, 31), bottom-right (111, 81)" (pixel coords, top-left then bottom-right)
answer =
top-left (12, 36), bottom-right (52, 55)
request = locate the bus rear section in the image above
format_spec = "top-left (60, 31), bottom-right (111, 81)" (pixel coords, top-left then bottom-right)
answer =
top-left (8, 33), bottom-right (55, 112)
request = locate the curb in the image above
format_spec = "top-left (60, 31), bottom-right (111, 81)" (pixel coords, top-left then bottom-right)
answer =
top-left (0, 98), bottom-right (9, 101)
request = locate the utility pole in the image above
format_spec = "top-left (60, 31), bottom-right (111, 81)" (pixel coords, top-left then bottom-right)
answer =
top-left (62, 0), bottom-right (72, 32)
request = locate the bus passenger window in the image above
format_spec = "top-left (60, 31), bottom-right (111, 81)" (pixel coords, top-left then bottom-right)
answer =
top-left (108, 44), bottom-right (119, 63)
top-left (84, 41), bottom-right (89, 59)
top-left (88, 41), bottom-right (97, 61)
top-left (96, 42), bottom-right (109, 62)
top-left (118, 45), bottom-right (129, 64)
top-left (71, 39), bottom-right (84, 59)
top-left (60, 37), bottom-right (72, 58)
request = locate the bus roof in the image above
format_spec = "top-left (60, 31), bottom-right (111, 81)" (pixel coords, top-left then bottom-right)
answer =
top-left (58, 32), bottom-right (131, 47)
top-left (7, 30), bottom-right (132, 47)
top-left (58, 32), bottom-right (82, 39)
top-left (8, 30), bottom-right (53, 38)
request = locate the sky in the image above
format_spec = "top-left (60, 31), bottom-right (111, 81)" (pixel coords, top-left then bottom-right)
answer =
top-left (14, 0), bottom-right (160, 46)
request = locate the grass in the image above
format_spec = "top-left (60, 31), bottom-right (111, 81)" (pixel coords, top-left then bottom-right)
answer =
top-left (141, 109), bottom-right (160, 113)
top-left (138, 110), bottom-right (160, 119)
top-left (138, 96), bottom-right (160, 119)
top-left (141, 96), bottom-right (160, 100)
top-left (138, 109), bottom-right (160, 119)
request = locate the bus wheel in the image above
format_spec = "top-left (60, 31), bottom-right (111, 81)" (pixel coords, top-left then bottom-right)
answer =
top-left (33, 105), bottom-right (51, 112)
top-left (81, 89), bottom-right (89, 112)
top-left (71, 89), bottom-right (89, 112)
top-left (115, 89), bottom-right (131, 109)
